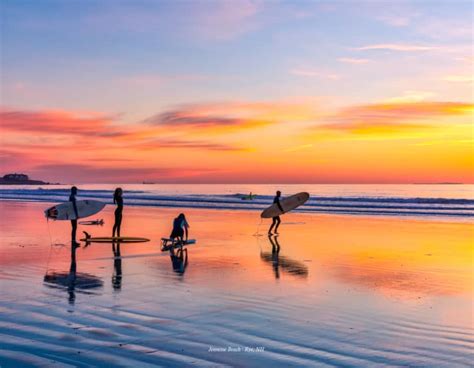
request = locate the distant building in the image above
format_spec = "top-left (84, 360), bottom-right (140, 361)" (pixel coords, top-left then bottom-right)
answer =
top-left (0, 173), bottom-right (50, 185)
top-left (3, 173), bottom-right (29, 181)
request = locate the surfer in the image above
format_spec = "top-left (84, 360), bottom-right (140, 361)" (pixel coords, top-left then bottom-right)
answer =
top-left (69, 186), bottom-right (79, 247)
top-left (269, 191), bottom-right (284, 234)
top-left (112, 188), bottom-right (123, 237)
top-left (170, 213), bottom-right (189, 244)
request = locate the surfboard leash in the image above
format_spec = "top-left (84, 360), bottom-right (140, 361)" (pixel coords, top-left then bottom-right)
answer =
top-left (252, 217), bottom-right (264, 237)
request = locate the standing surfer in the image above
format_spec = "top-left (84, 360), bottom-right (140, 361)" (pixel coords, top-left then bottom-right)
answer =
top-left (69, 186), bottom-right (79, 247)
top-left (268, 190), bottom-right (284, 234)
top-left (112, 188), bottom-right (123, 237)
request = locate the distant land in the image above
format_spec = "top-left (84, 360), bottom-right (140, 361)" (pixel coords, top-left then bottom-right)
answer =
top-left (0, 173), bottom-right (58, 185)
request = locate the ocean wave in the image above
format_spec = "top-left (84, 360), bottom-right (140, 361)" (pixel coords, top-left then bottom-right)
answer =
top-left (0, 188), bottom-right (473, 218)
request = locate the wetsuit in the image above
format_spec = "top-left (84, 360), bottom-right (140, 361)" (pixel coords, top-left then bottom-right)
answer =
top-left (113, 196), bottom-right (123, 237)
top-left (69, 193), bottom-right (78, 244)
top-left (269, 195), bottom-right (283, 234)
top-left (170, 217), bottom-right (188, 240)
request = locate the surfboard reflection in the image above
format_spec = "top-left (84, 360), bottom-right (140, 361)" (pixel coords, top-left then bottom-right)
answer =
top-left (44, 244), bottom-right (103, 304)
top-left (260, 235), bottom-right (308, 279)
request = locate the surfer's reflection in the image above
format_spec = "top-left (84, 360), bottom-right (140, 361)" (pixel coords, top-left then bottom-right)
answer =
top-left (112, 241), bottom-right (122, 291)
top-left (169, 247), bottom-right (188, 275)
top-left (260, 235), bottom-right (308, 279)
top-left (44, 244), bottom-right (103, 304)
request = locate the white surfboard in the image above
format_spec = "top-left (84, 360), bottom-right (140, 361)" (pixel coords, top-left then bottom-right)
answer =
top-left (45, 200), bottom-right (106, 220)
top-left (161, 238), bottom-right (196, 251)
top-left (261, 192), bottom-right (310, 218)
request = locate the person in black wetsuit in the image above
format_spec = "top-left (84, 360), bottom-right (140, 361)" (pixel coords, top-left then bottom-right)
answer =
top-left (170, 213), bottom-right (189, 244)
top-left (112, 188), bottom-right (123, 237)
top-left (69, 186), bottom-right (80, 247)
top-left (269, 190), bottom-right (284, 234)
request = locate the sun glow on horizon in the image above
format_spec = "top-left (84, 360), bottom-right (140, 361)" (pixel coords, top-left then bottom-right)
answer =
top-left (1, 1), bottom-right (472, 183)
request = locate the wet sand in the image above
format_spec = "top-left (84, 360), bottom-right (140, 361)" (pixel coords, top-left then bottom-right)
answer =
top-left (0, 201), bottom-right (473, 367)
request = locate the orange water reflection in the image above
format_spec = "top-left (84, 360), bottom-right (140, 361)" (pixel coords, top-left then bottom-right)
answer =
top-left (0, 201), bottom-right (472, 302)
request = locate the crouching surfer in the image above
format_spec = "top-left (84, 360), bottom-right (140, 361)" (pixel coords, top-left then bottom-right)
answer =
top-left (170, 213), bottom-right (190, 245)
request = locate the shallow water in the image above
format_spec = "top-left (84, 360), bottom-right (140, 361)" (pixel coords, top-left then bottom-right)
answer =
top-left (0, 201), bottom-right (473, 367)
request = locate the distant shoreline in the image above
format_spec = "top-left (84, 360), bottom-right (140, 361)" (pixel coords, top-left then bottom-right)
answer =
top-left (0, 181), bottom-right (58, 185)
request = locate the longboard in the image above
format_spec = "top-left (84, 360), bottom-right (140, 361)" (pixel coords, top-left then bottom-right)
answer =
top-left (45, 200), bottom-right (106, 220)
top-left (80, 232), bottom-right (150, 243)
top-left (261, 192), bottom-right (310, 218)
top-left (161, 238), bottom-right (196, 251)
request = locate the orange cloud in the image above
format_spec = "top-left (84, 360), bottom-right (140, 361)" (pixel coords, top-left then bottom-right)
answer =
top-left (1, 99), bottom-right (472, 184)
top-left (0, 109), bottom-right (124, 137)
top-left (141, 100), bottom-right (322, 134)
top-left (320, 101), bottom-right (473, 133)
top-left (30, 164), bottom-right (221, 183)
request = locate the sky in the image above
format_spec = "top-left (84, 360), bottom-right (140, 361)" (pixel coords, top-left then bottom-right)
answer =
top-left (1, 0), bottom-right (473, 183)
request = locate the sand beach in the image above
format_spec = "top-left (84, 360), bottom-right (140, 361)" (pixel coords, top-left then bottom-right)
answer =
top-left (0, 199), bottom-right (472, 367)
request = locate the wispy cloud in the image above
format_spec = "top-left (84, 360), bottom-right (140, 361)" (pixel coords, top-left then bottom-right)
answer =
top-left (354, 43), bottom-right (439, 52)
top-left (85, 0), bottom-right (264, 41)
top-left (31, 164), bottom-right (219, 183)
top-left (144, 110), bottom-right (243, 128)
top-left (443, 75), bottom-right (473, 83)
top-left (383, 91), bottom-right (436, 103)
top-left (0, 109), bottom-right (124, 137)
top-left (290, 68), bottom-right (341, 80)
top-left (137, 139), bottom-right (246, 152)
top-left (142, 99), bottom-right (323, 130)
top-left (320, 101), bottom-right (473, 135)
top-left (337, 57), bottom-right (371, 64)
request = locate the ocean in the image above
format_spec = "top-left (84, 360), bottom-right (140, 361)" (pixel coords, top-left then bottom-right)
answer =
top-left (0, 184), bottom-right (473, 219)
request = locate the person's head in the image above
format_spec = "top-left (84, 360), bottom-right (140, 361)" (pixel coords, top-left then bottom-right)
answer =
top-left (276, 190), bottom-right (281, 197)
top-left (177, 213), bottom-right (186, 221)
top-left (113, 188), bottom-right (122, 203)
top-left (71, 186), bottom-right (78, 195)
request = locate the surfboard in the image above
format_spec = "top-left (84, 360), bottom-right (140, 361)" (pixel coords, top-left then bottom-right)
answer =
top-left (79, 219), bottom-right (104, 226)
top-left (261, 192), bottom-right (310, 218)
top-left (161, 238), bottom-right (196, 251)
top-left (45, 200), bottom-right (106, 220)
top-left (80, 236), bottom-right (150, 243)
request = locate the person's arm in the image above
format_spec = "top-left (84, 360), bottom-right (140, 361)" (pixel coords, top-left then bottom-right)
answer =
top-left (184, 219), bottom-right (189, 241)
top-left (276, 198), bottom-right (284, 213)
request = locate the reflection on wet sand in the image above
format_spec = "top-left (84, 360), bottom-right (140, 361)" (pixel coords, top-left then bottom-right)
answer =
top-left (260, 235), bottom-right (308, 279)
top-left (2, 202), bottom-right (473, 367)
top-left (43, 244), bottom-right (103, 304)
top-left (112, 241), bottom-right (122, 290)
top-left (169, 247), bottom-right (188, 274)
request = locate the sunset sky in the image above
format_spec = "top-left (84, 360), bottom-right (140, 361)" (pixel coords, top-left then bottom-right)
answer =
top-left (1, 0), bottom-right (473, 183)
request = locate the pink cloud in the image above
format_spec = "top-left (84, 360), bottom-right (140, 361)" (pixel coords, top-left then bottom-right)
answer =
top-left (354, 43), bottom-right (439, 52)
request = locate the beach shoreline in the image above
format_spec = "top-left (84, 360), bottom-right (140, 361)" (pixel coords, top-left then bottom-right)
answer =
top-left (0, 200), bottom-right (472, 367)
